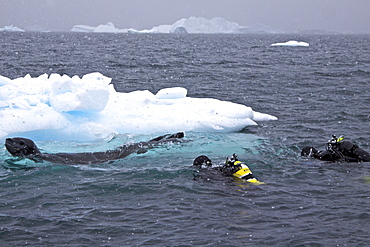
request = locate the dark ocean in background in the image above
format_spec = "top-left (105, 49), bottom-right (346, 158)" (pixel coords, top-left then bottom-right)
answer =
top-left (1, 33), bottom-right (370, 246)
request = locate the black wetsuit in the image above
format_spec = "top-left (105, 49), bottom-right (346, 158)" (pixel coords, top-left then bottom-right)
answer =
top-left (303, 140), bottom-right (370, 162)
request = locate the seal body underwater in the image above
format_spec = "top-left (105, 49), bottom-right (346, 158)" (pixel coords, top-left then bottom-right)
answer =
top-left (5, 132), bottom-right (185, 165)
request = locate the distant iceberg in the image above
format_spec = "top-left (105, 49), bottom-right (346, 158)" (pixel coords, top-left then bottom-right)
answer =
top-left (71, 17), bottom-right (284, 34)
top-left (0, 25), bottom-right (25, 32)
top-left (0, 73), bottom-right (277, 141)
top-left (71, 22), bottom-right (128, 33)
top-left (150, 17), bottom-right (240, 34)
top-left (270, 40), bottom-right (309, 47)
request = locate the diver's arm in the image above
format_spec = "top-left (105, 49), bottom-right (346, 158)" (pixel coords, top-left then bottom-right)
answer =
top-left (313, 150), bottom-right (343, 161)
top-left (313, 150), bottom-right (331, 161)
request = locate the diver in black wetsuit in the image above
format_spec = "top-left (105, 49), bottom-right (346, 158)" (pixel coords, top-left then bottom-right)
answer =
top-left (193, 153), bottom-right (264, 184)
top-left (301, 135), bottom-right (370, 162)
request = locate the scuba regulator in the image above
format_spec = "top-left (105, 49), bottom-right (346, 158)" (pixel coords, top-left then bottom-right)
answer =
top-left (326, 135), bottom-right (345, 161)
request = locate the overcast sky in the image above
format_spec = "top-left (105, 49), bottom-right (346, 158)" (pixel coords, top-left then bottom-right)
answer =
top-left (1, 0), bottom-right (369, 33)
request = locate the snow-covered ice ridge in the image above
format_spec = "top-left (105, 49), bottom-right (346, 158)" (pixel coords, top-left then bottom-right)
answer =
top-left (0, 73), bottom-right (277, 141)
top-left (71, 17), bottom-right (284, 34)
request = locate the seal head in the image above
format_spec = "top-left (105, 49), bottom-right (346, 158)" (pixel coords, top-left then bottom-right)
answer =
top-left (5, 137), bottom-right (41, 157)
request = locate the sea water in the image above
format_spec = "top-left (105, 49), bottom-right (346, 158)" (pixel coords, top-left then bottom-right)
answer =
top-left (0, 33), bottom-right (369, 246)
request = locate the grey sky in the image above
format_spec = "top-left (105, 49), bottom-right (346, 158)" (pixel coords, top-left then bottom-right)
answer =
top-left (1, 0), bottom-right (369, 33)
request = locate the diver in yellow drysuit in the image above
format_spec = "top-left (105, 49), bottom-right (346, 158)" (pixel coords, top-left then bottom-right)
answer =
top-left (193, 153), bottom-right (264, 184)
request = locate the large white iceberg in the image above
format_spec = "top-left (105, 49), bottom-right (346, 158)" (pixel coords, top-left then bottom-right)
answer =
top-left (0, 73), bottom-right (277, 142)
top-left (71, 17), bottom-right (284, 34)
top-left (0, 25), bottom-right (25, 32)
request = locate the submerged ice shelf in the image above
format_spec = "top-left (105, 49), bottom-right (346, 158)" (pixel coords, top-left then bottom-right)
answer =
top-left (0, 73), bottom-right (277, 141)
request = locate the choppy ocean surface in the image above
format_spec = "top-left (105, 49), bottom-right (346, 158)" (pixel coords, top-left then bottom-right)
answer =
top-left (1, 33), bottom-right (370, 246)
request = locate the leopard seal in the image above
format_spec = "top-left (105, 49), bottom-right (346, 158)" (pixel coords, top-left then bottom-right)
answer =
top-left (5, 132), bottom-right (185, 165)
